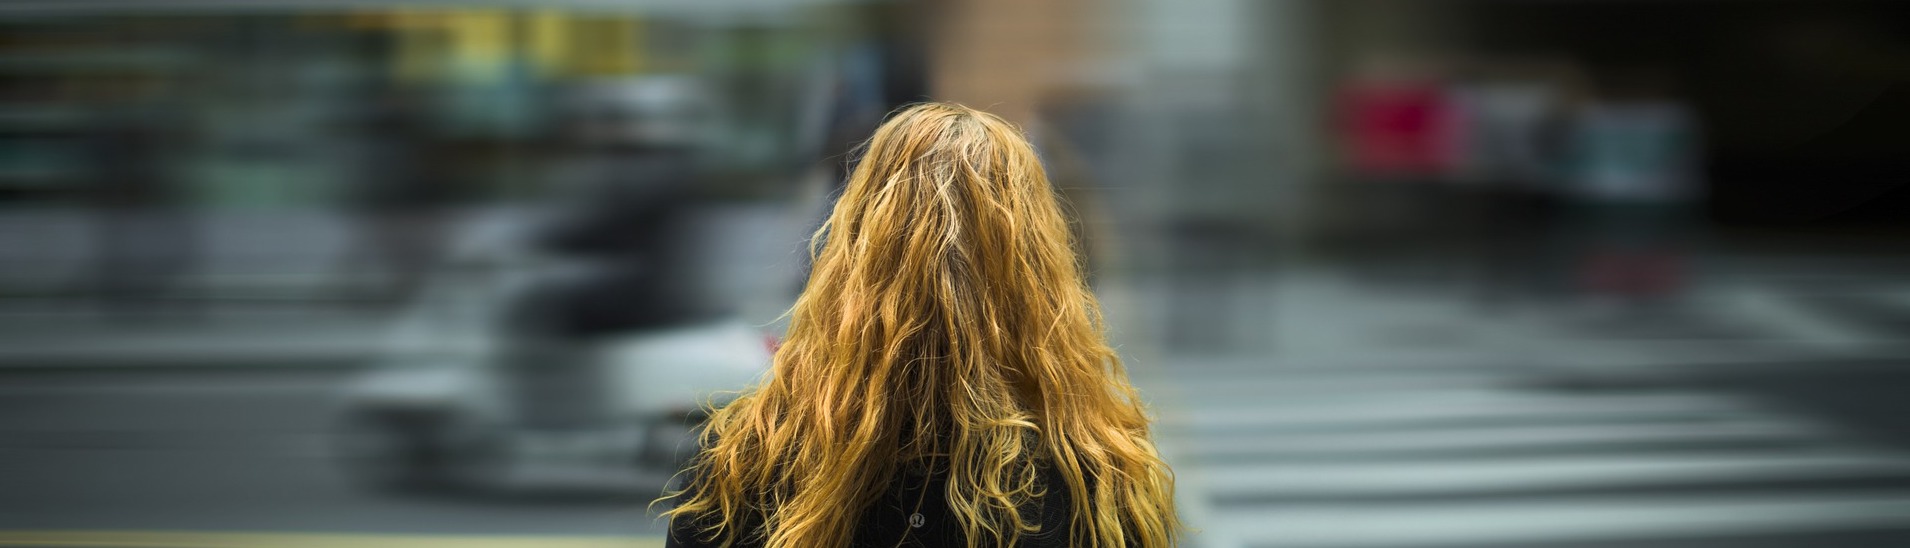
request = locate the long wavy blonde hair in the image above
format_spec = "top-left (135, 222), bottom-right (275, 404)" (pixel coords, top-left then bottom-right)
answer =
top-left (662, 102), bottom-right (1180, 548)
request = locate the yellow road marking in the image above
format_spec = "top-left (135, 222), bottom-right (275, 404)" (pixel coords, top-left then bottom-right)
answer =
top-left (0, 531), bottom-right (663, 548)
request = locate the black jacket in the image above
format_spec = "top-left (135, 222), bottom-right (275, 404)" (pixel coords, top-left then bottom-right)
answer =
top-left (664, 463), bottom-right (1080, 548)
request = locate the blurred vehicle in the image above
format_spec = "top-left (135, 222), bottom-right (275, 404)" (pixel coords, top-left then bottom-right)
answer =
top-left (330, 222), bottom-right (774, 494)
top-left (331, 76), bottom-right (773, 494)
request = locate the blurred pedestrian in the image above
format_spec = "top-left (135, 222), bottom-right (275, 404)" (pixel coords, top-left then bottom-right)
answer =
top-left (1448, 59), bottom-right (1578, 307)
top-left (1030, 90), bottom-right (1118, 287)
top-left (661, 103), bottom-right (1182, 548)
top-left (1335, 54), bottom-right (1465, 261)
top-left (1563, 70), bottom-right (1703, 312)
top-left (343, 84), bottom-right (458, 307)
top-left (86, 75), bottom-right (195, 319)
top-left (525, 77), bottom-right (715, 336)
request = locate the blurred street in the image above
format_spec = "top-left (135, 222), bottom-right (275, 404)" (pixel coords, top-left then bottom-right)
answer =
top-left (0, 369), bottom-right (669, 541)
top-left (7, 247), bottom-right (1910, 547)
top-left (0, 204), bottom-right (803, 546)
top-left (1123, 255), bottom-right (1910, 548)
top-left (3, 0), bottom-right (1910, 547)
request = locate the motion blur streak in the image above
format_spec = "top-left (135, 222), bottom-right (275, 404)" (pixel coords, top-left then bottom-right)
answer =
top-left (0, 531), bottom-right (659, 548)
top-left (1, 1), bottom-right (1908, 547)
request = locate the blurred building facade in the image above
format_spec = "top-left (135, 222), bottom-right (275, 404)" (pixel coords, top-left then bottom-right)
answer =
top-left (0, 2), bottom-right (848, 308)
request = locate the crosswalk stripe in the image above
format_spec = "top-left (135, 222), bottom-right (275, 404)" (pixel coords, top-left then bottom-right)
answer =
top-left (1147, 375), bottom-right (1514, 399)
top-left (1161, 392), bottom-right (1750, 431)
top-left (1176, 418), bottom-right (1832, 460)
top-left (1133, 355), bottom-right (1521, 379)
top-left (1717, 285), bottom-right (1874, 349)
top-left (1216, 493), bottom-right (1910, 548)
top-left (1196, 452), bottom-right (1910, 499)
top-left (1164, 385), bottom-right (1729, 410)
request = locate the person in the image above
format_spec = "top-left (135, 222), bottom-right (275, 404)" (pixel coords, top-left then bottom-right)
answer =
top-left (1561, 70), bottom-right (1702, 311)
top-left (659, 103), bottom-right (1183, 548)
top-left (87, 75), bottom-right (195, 319)
top-left (344, 83), bottom-right (456, 307)
top-left (525, 78), bottom-right (715, 336)
top-left (1445, 59), bottom-right (1578, 307)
